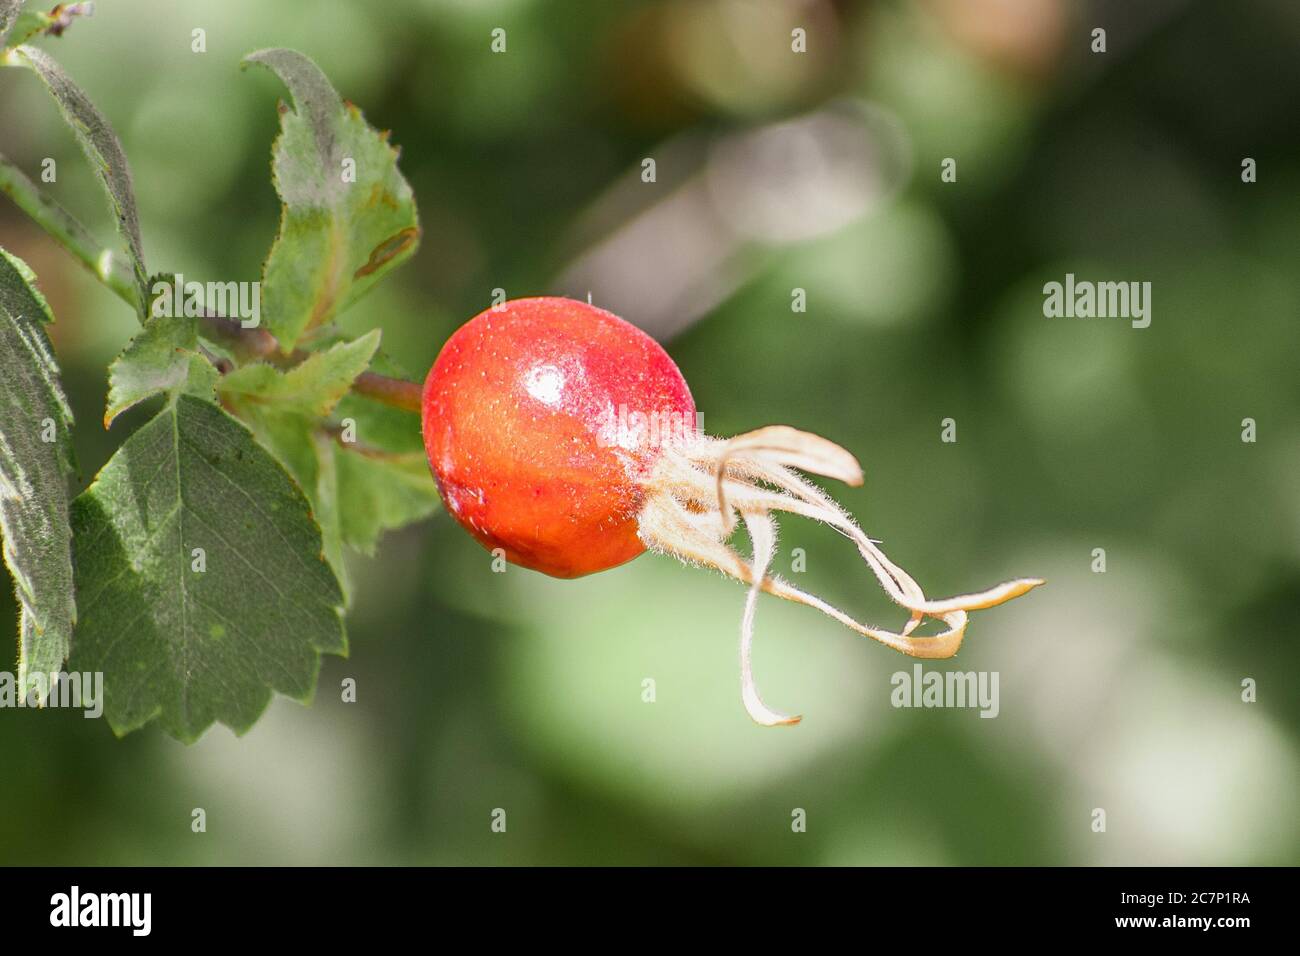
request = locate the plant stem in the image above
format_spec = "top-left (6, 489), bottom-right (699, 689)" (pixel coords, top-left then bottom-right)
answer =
top-left (0, 151), bottom-right (137, 306)
top-left (1, 151), bottom-right (424, 414)
top-left (197, 313), bottom-right (423, 413)
top-left (352, 370), bottom-right (422, 413)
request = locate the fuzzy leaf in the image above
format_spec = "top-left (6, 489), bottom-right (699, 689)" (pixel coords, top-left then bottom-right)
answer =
top-left (0, 0), bottom-right (19, 48)
top-left (0, 249), bottom-right (76, 701)
top-left (69, 394), bottom-right (345, 741)
top-left (217, 329), bottom-right (380, 419)
top-left (104, 313), bottom-right (218, 427)
top-left (8, 43), bottom-right (150, 315)
top-left (243, 48), bottom-right (419, 351)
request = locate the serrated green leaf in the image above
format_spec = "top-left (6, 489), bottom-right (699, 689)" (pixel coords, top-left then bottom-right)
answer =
top-left (69, 394), bottom-right (345, 742)
top-left (104, 313), bottom-right (218, 428)
top-left (0, 248), bottom-right (76, 701)
top-left (202, 403), bottom-right (350, 590)
top-left (309, 432), bottom-right (346, 591)
top-left (243, 48), bottom-right (419, 351)
top-left (231, 394), bottom-right (438, 601)
top-left (326, 388), bottom-right (438, 557)
top-left (7, 43), bottom-right (150, 316)
top-left (216, 329), bottom-right (426, 596)
top-left (334, 389), bottom-right (425, 455)
top-left (217, 329), bottom-right (380, 419)
top-left (332, 447), bottom-right (439, 555)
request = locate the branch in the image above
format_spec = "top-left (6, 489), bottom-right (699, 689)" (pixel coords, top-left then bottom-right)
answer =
top-left (352, 369), bottom-right (423, 413)
top-left (198, 313), bottom-right (422, 413)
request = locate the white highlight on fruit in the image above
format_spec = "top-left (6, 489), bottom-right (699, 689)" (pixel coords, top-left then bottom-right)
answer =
top-left (523, 364), bottom-right (564, 406)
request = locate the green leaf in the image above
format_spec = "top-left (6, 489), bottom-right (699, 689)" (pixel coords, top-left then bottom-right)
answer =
top-left (69, 394), bottom-right (346, 741)
top-left (324, 367), bottom-right (439, 561)
top-left (7, 43), bottom-right (150, 316)
top-left (243, 48), bottom-right (419, 351)
top-left (334, 388), bottom-right (426, 454)
top-left (218, 333), bottom-right (437, 598)
top-left (0, 1), bottom-right (19, 48)
top-left (245, 425), bottom-right (437, 599)
top-left (0, 249), bottom-right (75, 701)
top-left (217, 329), bottom-right (380, 419)
top-left (298, 428), bottom-right (439, 598)
top-left (104, 313), bottom-right (218, 428)
top-left (330, 446), bottom-right (439, 556)
top-left (326, 386), bottom-right (439, 557)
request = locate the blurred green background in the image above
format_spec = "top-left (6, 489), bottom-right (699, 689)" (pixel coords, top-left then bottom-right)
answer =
top-left (1, 0), bottom-right (1298, 865)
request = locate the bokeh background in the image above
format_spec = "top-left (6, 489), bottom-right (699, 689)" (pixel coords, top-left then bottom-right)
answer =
top-left (1, 0), bottom-right (1298, 865)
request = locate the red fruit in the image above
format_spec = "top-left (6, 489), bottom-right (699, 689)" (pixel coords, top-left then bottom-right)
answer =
top-left (421, 297), bottom-right (696, 577)
top-left (422, 296), bottom-right (1042, 727)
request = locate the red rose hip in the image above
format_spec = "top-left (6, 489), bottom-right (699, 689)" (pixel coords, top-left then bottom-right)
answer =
top-left (422, 297), bottom-right (1042, 726)
top-left (422, 297), bottom-right (696, 577)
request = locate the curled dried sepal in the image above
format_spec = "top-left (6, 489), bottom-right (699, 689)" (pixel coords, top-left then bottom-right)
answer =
top-left (738, 512), bottom-right (799, 726)
top-left (638, 426), bottom-right (1043, 726)
top-left (715, 425), bottom-right (863, 534)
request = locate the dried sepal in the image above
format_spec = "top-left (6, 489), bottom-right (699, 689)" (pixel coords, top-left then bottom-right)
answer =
top-left (639, 426), bottom-right (1043, 726)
